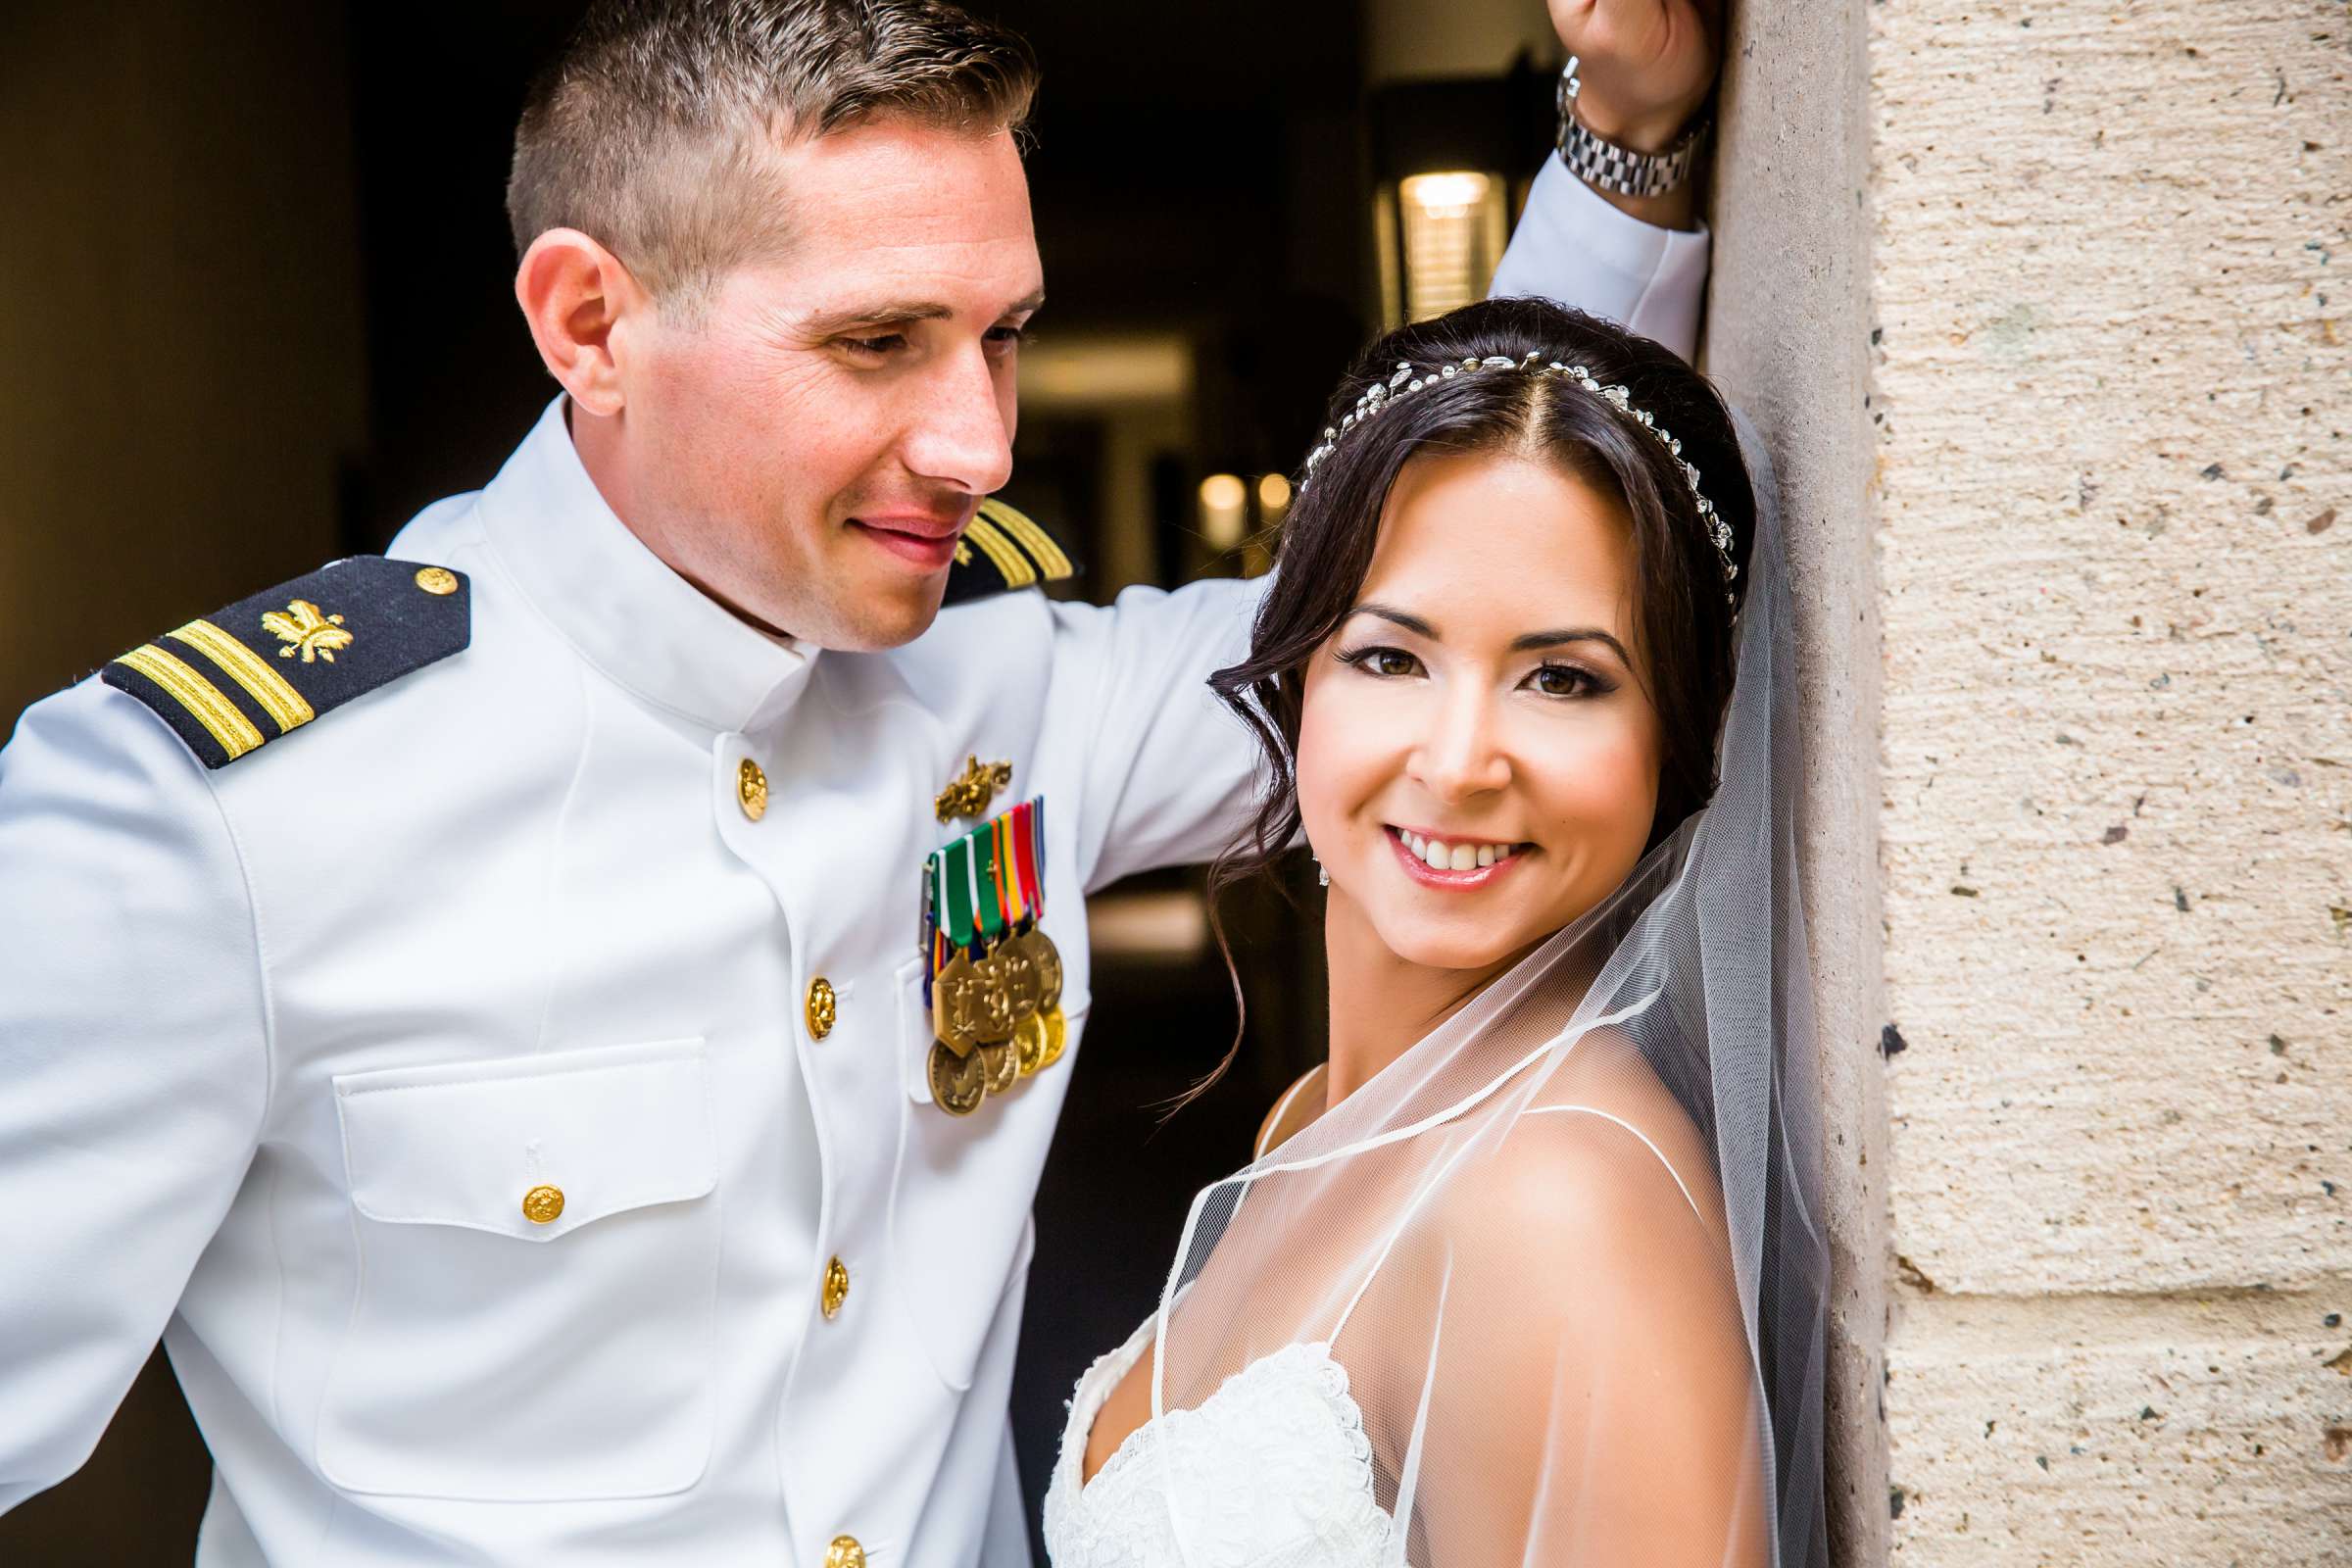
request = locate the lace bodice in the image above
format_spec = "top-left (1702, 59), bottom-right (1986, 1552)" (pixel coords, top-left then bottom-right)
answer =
top-left (1041, 1315), bottom-right (1396, 1567)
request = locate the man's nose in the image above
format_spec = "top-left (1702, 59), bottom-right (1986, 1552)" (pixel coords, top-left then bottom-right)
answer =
top-left (903, 348), bottom-right (1014, 497)
top-left (1410, 687), bottom-right (1512, 805)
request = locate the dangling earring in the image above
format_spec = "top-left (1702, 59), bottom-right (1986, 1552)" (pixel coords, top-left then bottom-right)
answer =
top-left (1315, 857), bottom-right (1330, 888)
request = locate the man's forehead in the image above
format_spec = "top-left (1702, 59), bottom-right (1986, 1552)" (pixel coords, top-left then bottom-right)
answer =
top-left (756, 120), bottom-right (1041, 316)
top-left (781, 119), bottom-right (1034, 240)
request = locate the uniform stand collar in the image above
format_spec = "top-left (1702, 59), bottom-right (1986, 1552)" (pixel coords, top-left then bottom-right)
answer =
top-left (478, 398), bottom-right (813, 734)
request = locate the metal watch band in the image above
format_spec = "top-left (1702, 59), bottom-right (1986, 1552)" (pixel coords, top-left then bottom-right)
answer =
top-left (1553, 56), bottom-right (1711, 199)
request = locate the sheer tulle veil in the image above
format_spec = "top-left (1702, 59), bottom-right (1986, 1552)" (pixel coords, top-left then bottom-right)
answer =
top-left (1146, 401), bottom-right (1830, 1566)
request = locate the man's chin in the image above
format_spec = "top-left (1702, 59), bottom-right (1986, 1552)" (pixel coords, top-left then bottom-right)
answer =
top-left (808, 576), bottom-right (950, 654)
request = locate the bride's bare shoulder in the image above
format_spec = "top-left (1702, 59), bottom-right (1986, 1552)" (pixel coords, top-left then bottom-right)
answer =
top-left (1443, 1028), bottom-right (1732, 1260)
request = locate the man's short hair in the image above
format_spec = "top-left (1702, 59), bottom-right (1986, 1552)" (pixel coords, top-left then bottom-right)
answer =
top-left (508, 0), bottom-right (1040, 311)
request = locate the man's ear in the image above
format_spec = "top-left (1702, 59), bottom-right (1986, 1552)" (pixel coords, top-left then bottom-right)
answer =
top-left (514, 229), bottom-right (650, 417)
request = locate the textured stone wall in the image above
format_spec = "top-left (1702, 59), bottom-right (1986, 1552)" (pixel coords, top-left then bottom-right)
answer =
top-left (1868, 0), bottom-right (2351, 1561)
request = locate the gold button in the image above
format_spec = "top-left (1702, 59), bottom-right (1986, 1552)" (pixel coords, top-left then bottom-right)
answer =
top-left (821, 1255), bottom-right (850, 1319)
top-left (413, 565), bottom-right (460, 596)
top-left (824, 1536), bottom-right (865, 1568)
top-left (737, 758), bottom-right (768, 821)
top-left (521, 1185), bottom-right (564, 1225)
top-left (806, 977), bottom-right (837, 1040)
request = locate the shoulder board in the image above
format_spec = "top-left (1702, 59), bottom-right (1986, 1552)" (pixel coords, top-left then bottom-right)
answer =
top-left (101, 557), bottom-right (471, 769)
top-left (941, 498), bottom-right (1081, 607)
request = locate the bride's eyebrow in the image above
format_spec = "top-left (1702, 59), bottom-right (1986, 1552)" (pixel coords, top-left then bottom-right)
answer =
top-left (1345, 603), bottom-right (1438, 638)
top-left (1511, 627), bottom-right (1632, 664)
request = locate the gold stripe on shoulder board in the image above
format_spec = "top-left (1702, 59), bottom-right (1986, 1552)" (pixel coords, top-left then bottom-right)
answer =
top-left (169, 618), bottom-right (316, 734)
top-left (960, 514), bottom-right (1037, 589)
top-left (978, 500), bottom-right (1073, 581)
top-left (115, 644), bottom-right (266, 760)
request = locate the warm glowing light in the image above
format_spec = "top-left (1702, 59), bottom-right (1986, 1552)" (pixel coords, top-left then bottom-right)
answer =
top-left (1399, 171), bottom-right (1492, 212)
top-left (1199, 473), bottom-right (1247, 512)
top-left (1256, 472), bottom-right (1293, 514)
top-left (1199, 472), bottom-right (1249, 549)
top-left (1388, 169), bottom-right (1510, 326)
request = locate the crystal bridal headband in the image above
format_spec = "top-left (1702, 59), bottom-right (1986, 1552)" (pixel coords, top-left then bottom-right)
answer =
top-left (1300, 351), bottom-right (1739, 601)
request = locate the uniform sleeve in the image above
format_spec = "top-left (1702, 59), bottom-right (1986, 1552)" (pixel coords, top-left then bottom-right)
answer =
top-left (1045, 575), bottom-right (1267, 894)
top-left (1489, 153), bottom-right (1714, 362)
top-left (0, 680), bottom-right (269, 1513)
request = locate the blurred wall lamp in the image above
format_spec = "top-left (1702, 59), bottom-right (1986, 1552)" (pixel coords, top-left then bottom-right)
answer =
top-left (1369, 59), bottom-right (1551, 329)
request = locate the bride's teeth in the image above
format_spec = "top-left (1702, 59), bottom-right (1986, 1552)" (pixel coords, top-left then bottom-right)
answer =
top-left (1476, 845), bottom-right (1495, 868)
top-left (1448, 843), bottom-right (1477, 871)
top-left (1495, 843), bottom-right (1516, 860)
top-left (1409, 832), bottom-right (1426, 855)
top-left (1422, 838), bottom-right (1448, 868)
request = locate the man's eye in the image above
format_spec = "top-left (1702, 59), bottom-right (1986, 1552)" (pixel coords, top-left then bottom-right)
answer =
top-left (985, 324), bottom-right (1029, 349)
top-left (840, 333), bottom-right (909, 357)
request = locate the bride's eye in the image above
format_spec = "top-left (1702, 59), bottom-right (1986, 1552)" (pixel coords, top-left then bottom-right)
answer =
top-left (1336, 645), bottom-right (1422, 679)
top-left (1526, 662), bottom-right (1605, 699)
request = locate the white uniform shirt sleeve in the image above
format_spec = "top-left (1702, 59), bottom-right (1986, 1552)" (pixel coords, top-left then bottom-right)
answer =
top-left (1490, 153), bottom-right (1713, 363)
top-left (0, 682), bottom-right (269, 1513)
top-left (1049, 577), bottom-right (1266, 893)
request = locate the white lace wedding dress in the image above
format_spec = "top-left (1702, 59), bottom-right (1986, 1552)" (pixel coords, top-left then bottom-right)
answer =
top-left (1042, 1310), bottom-right (1396, 1568)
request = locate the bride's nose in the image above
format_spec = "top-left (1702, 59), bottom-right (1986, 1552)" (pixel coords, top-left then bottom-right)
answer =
top-left (1405, 684), bottom-right (1510, 804)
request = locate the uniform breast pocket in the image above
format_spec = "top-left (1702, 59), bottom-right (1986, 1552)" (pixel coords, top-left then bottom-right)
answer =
top-left (891, 958), bottom-right (1089, 1393)
top-left (319, 1039), bottom-right (719, 1501)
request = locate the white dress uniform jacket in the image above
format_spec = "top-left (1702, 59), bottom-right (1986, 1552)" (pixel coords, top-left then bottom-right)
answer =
top-left (0, 164), bottom-right (1704, 1567)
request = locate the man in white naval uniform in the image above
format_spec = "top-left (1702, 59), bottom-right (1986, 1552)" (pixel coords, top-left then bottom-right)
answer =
top-left (0, 1), bottom-right (1717, 1563)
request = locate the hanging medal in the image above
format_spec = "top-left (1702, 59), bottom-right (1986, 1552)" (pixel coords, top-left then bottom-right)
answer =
top-left (922, 794), bottom-right (1066, 1115)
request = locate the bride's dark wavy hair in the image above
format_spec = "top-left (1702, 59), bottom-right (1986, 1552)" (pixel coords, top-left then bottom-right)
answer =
top-left (1211, 295), bottom-right (1757, 894)
top-left (1183, 298), bottom-right (1758, 1102)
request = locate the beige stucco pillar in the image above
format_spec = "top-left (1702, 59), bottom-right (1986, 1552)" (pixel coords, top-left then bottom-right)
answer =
top-left (1714, 0), bottom-right (2350, 1561)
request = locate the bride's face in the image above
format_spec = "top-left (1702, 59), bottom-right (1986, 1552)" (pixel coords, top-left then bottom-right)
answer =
top-left (1297, 447), bottom-right (1664, 973)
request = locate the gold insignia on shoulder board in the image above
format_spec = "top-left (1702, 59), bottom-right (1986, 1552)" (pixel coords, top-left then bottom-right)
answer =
top-left (934, 755), bottom-right (1013, 823)
top-left (262, 599), bottom-right (354, 663)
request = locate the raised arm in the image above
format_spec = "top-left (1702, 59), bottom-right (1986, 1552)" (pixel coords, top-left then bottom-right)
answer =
top-left (1494, 0), bottom-right (1722, 361)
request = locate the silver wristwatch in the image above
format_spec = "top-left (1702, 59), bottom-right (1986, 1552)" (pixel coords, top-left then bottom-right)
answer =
top-left (1554, 56), bottom-right (1711, 199)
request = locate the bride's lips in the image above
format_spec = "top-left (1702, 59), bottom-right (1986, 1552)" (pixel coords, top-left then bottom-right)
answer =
top-left (1383, 825), bottom-right (1533, 891)
top-left (851, 510), bottom-right (971, 572)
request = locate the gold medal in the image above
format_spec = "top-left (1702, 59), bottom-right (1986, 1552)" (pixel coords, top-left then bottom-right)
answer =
top-left (1038, 1004), bottom-right (1068, 1070)
top-left (1012, 1011), bottom-right (1050, 1077)
top-left (929, 1038), bottom-right (989, 1115)
top-left (1016, 925), bottom-right (1063, 1012)
top-left (967, 945), bottom-right (1015, 1043)
top-left (996, 932), bottom-right (1042, 1022)
top-left (931, 949), bottom-right (986, 1057)
top-left (977, 1039), bottom-right (1020, 1096)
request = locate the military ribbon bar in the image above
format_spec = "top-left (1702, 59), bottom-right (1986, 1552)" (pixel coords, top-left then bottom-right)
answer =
top-left (971, 823), bottom-right (1005, 942)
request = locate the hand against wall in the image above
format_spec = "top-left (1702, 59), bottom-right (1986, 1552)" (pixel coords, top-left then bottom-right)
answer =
top-left (1547, 0), bottom-right (1722, 153)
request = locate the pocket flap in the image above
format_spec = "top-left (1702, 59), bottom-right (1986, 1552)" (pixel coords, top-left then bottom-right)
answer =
top-left (334, 1039), bottom-right (713, 1243)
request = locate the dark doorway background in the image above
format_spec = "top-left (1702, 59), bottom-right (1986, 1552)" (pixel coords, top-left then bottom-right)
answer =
top-left (0, 2), bottom-right (1364, 1560)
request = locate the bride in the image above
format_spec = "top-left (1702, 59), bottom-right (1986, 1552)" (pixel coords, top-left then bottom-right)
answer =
top-left (1041, 200), bottom-right (1828, 1568)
